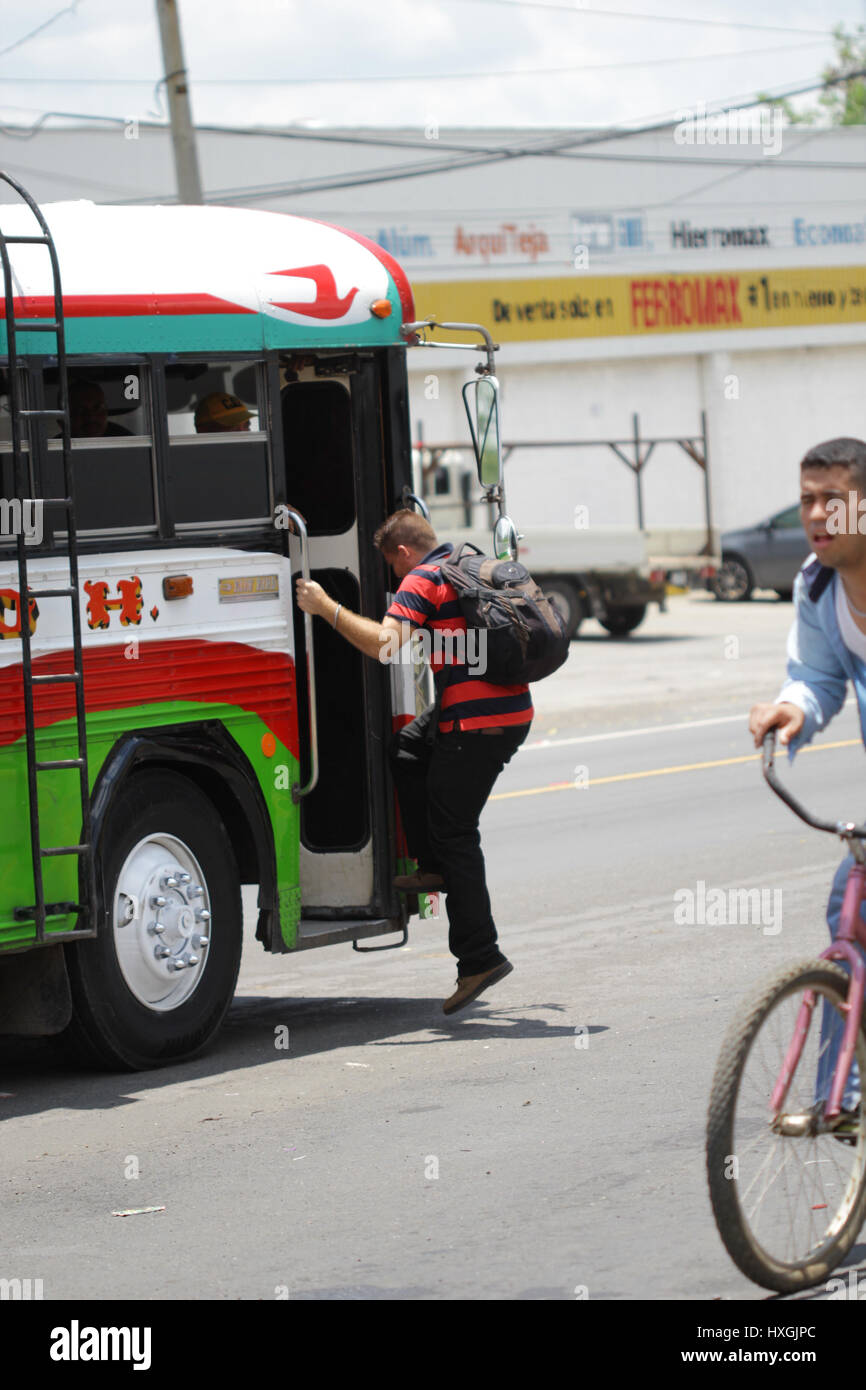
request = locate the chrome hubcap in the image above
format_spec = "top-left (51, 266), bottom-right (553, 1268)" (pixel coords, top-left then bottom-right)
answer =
top-left (112, 834), bottom-right (211, 1010)
top-left (717, 560), bottom-right (749, 599)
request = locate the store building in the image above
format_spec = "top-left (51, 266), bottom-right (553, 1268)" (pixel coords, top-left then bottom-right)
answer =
top-left (2, 120), bottom-right (864, 535)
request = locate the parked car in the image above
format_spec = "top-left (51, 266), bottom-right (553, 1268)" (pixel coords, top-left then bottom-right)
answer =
top-left (712, 503), bottom-right (809, 601)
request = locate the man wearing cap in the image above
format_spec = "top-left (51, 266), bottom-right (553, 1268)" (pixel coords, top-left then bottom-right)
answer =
top-left (194, 392), bottom-right (254, 433)
top-left (194, 391), bottom-right (306, 533)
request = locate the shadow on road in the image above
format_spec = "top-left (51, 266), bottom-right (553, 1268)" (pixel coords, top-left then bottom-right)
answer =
top-left (575, 633), bottom-right (695, 645)
top-left (0, 994), bottom-right (609, 1118)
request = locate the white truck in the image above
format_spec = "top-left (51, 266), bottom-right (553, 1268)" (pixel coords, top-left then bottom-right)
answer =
top-left (426, 518), bottom-right (669, 639)
top-left (411, 381), bottom-right (717, 640)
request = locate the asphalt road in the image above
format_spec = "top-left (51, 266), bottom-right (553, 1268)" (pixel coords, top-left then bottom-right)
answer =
top-left (3, 592), bottom-right (866, 1301)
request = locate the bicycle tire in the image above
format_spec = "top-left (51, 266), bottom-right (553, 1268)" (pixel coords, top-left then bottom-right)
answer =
top-left (707, 958), bottom-right (866, 1293)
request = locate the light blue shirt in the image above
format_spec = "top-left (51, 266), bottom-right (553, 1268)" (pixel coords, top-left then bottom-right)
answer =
top-left (778, 555), bottom-right (866, 757)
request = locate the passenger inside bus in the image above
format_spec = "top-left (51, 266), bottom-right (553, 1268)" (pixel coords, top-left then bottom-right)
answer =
top-left (194, 392), bottom-right (252, 434)
top-left (68, 380), bottom-right (132, 438)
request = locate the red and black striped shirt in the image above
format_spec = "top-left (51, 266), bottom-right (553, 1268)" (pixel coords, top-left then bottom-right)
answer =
top-left (386, 542), bottom-right (534, 733)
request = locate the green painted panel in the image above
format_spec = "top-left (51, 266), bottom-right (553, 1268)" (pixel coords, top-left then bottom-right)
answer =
top-left (0, 699), bottom-right (301, 952)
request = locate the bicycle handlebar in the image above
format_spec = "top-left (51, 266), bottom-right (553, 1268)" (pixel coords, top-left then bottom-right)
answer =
top-left (761, 728), bottom-right (866, 840)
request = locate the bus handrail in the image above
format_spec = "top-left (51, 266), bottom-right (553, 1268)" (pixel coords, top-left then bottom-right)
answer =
top-left (286, 511), bottom-right (319, 801)
top-left (402, 318), bottom-right (498, 376)
top-left (401, 488), bottom-right (430, 521)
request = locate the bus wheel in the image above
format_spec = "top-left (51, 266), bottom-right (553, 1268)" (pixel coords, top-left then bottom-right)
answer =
top-left (63, 770), bottom-right (243, 1071)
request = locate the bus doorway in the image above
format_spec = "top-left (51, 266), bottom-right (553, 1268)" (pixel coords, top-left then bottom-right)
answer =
top-left (281, 359), bottom-right (399, 935)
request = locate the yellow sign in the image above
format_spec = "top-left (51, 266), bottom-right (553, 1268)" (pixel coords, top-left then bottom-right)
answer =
top-left (413, 266), bottom-right (866, 342)
top-left (218, 575), bottom-right (279, 603)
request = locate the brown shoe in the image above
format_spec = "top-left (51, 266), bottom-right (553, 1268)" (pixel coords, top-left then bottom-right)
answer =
top-left (394, 870), bottom-right (445, 892)
top-left (442, 960), bottom-right (513, 1015)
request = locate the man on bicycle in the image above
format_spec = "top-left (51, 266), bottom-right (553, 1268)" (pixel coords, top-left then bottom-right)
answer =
top-left (750, 436), bottom-right (866, 1117)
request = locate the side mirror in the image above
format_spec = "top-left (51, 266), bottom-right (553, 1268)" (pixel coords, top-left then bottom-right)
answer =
top-left (493, 514), bottom-right (518, 561)
top-left (462, 375), bottom-right (502, 489)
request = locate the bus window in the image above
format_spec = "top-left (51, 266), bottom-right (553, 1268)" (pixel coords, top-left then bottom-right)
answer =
top-left (0, 368), bottom-right (31, 500)
top-left (165, 361), bottom-right (270, 528)
top-left (0, 371), bottom-right (31, 552)
top-left (281, 379), bottom-right (355, 536)
top-left (41, 367), bottom-right (157, 537)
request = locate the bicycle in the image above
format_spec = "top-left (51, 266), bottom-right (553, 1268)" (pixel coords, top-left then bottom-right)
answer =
top-left (706, 728), bottom-right (866, 1293)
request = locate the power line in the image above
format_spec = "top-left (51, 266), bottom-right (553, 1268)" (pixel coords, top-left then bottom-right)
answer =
top-left (0, 39), bottom-right (833, 83)
top-left (0, 2), bottom-right (83, 61)
top-left (0, 108), bottom-right (125, 139)
top-left (184, 70), bottom-right (866, 204)
top-left (659, 127), bottom-right (831, 209)
top-left (440, 0), bottom-right (836, 37)
top-left (0, 155), bottom-right (141, 196)
top-left (3, 67), bottom-right (863, 200)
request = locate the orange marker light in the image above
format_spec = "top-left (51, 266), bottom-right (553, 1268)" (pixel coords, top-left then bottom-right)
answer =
top-left (370, 299), bottom-right (392, 319)
top-left (261, 732), bottom-right (276, 758)
top-left (162, 575), bottom-right (193, 600)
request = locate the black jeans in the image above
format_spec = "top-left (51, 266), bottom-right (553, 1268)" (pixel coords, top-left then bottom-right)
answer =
top-left (389, 706), bottom-right (530, 976)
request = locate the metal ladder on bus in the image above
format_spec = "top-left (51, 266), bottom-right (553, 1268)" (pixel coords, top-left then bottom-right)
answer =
top-left (0, 171), bottom-right (95, 942)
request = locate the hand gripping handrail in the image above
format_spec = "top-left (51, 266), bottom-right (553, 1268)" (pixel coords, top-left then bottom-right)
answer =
top-left (285, 511), bottom-right (318, 800)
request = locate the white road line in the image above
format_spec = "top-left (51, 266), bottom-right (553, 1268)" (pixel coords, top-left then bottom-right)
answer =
top-left (520, 700), bottom-right (857, 754)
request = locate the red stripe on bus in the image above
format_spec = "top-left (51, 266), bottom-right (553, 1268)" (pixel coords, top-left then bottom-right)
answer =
top-left (310, 219), bottom-right (416, 324)
top-left (0, 293), bottom-right (255, 319)
top-left (0, 640), bottom-right (298, 757)
top-left (269, 265), bottom-right (359, 320)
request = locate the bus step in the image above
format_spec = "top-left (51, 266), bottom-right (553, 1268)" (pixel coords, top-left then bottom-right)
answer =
top-left (28, 587), bottom-right (75, 598)
top-left (13, 320), bottom-right (60, 332)
top-left (353, 926), bottom-right (408, 953)
top-left (296, 917), bottom-right (398, 950)
top-left (31, 671), bottom-right (80, 685)
top-left (41, 844), bottom-right (88, 858)
top-left (35, 758), bottom-right (85, 771)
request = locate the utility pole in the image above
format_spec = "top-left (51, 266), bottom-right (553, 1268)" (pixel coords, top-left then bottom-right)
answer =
top-left (155, 0), bottom-right (203, 204)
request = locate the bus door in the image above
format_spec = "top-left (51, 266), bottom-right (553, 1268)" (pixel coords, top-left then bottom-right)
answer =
top-left (280, 357), bottom-right (401, 939)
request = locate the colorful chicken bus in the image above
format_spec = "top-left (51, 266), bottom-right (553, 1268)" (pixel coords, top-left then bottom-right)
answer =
top-left (0, 174), bottom-right (510, 1069)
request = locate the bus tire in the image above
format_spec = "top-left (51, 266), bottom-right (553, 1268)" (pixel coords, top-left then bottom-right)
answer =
top-left (63, 770), bottom-right (243, 1071)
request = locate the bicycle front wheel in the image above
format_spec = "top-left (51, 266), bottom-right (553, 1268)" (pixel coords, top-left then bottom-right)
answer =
top-left (707, 959), bottom-right (866, 1293)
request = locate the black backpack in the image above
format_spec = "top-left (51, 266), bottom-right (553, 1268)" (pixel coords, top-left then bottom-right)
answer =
top-left (439, 542), bottom-right (570, 685)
